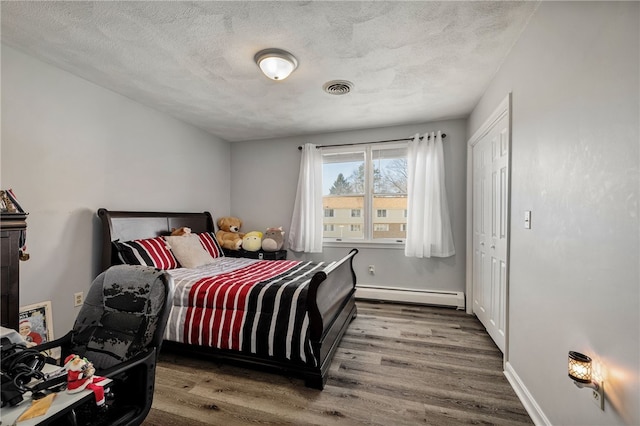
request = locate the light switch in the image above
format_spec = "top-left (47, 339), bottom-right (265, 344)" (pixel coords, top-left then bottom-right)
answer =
top-left (524, 211), bottom-right (531, 229)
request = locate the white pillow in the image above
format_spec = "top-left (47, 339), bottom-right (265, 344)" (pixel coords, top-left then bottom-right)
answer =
top-left (165, 234), bottom-right (215, 268)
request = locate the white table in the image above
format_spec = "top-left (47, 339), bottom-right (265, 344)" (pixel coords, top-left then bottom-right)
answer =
top-left (1, 364), bottom-right (110, 426)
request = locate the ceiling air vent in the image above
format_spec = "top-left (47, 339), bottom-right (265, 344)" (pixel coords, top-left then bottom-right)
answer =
top-left (323, 80), bottom-right (354, 95)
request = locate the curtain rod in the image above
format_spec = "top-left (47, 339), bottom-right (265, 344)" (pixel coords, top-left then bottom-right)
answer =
top-left (297, 133), bottom-right (446, 150)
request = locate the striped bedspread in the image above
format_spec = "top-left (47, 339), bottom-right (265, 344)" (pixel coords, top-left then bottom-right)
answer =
top-left (164, 257), bottom-right (325, 366)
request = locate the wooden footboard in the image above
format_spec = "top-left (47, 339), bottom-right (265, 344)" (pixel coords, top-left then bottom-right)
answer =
top-left (305, 248), bottom-right (358, 388)
top-left (97, 209), bottom-right (358, 389)
top-left (308, 248), bottom-right (358, 341)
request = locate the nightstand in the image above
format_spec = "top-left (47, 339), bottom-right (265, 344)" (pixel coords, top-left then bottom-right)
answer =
top-left (224, 248), bottom-right (287, 260)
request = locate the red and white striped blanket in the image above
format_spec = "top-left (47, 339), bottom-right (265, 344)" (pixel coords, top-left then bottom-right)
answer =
top-left (164, 257), bottom-right (325, 366)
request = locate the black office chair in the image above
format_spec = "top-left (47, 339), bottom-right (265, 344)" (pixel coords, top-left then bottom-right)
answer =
top-left (34, 264), bottom-right (173, 426)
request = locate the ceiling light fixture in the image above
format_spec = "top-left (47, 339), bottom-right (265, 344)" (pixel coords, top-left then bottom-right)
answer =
top-left (254, 48), bottom-right (298, 81)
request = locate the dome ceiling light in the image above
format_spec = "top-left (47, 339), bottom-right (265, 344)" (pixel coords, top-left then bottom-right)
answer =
top-left (254, 48), bottom-right (298, 81)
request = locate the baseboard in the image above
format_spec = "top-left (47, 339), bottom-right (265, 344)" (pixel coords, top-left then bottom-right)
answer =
top-left (355, 285), bottom-right (465, 310)
top-left (504, 361), bottom-right (551, 426)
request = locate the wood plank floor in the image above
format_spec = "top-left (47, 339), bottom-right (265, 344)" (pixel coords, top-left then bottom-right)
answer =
top-left (143, 301), bottom-right (532, 425)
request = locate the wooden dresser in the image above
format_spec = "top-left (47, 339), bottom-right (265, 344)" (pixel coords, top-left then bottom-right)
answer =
top-left (1, 212), bottom-right (27, 330)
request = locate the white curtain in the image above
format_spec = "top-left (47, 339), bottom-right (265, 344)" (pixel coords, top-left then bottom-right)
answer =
top-left (288, 143), bottom-right (323, 252)
top-left (405, 131), bottom-right (455, 258)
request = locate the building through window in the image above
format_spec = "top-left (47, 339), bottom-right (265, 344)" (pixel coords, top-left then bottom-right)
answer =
top-left (322, 142), bottom-right (408, 242)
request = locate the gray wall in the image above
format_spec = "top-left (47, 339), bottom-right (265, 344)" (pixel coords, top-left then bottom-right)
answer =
top-left (230, 119), bottom-right (467, 293)
top-left (1, 45), bottom-right (231, 338)
top-left (468, 3), bottom-right (639, 425)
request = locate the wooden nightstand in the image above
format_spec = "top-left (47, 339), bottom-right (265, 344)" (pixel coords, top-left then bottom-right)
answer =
top-left (223, 248), bottom-right (287, 260)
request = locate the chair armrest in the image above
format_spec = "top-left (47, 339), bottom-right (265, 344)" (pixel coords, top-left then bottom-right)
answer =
top-left (32, 331), bottom-right (73, 363)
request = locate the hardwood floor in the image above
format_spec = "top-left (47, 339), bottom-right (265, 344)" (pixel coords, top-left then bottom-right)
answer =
top-left (143, 301), bottom-right (533, 425)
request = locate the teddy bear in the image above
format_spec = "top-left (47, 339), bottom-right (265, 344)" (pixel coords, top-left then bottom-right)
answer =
top-left (216, 217), bottom-right (245, 250)
top-left (242, 231), bottom-right (263, 252)
top-left (262, 227), bottom-right (285, 252)
top-left (170, 226), bottom-right (191, 236)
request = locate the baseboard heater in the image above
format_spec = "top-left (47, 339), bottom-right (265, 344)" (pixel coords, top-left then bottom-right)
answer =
top-left (355, 285), bottom-right (465, 310)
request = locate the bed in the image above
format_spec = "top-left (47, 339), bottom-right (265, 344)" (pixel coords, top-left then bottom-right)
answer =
top-left (97, 209), bottom-right (358, 389)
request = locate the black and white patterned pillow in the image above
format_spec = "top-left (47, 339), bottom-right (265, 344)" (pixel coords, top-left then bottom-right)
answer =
top-left (113, 237), bottom-right (178, 270)
top-left (196, 232), bottom-right (225, 259)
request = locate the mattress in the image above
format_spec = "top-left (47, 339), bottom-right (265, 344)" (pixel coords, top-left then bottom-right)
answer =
top-left (163, 257), bottom-right (326, 366)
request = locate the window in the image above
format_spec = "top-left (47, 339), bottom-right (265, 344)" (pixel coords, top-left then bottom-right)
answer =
top-left (322, 143), bottom-right (407, 243)
top-left (324, 224), bottom-right (335, 232)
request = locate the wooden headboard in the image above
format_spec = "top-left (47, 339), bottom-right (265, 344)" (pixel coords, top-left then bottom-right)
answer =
top-left (97, 208), bottom-right (215, 271)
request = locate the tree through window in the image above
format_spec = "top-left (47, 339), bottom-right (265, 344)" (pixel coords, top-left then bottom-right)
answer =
top-left (322, 143), bottom-right (408, 242)
top-left (329, 173), bottom-right (353, 195)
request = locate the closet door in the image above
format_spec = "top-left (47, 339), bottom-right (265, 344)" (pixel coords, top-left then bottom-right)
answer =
top-left (472, 112), bottom-right (509, 353)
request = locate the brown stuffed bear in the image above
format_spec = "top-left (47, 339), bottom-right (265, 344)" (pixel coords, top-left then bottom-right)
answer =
top-left (170, 227), bottom-right (191, 236)
top-left (216, 217), bottom-right (245, 250)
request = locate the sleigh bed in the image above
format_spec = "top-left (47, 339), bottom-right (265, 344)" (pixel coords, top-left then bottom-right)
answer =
top-left (97, 209), bottom-right (358, 389)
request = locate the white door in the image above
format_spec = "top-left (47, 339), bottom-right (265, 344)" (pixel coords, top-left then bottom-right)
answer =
top-left (472, 112), bottom-right (510, 353)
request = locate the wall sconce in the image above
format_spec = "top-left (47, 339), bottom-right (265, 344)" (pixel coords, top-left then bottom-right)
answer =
top-left (568, 351), bottom-right (604, 410)
top-left (254, 48), bottom-right (298, 81)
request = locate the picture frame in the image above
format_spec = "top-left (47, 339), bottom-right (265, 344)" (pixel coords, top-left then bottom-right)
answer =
top-left (18, 301), bottom-right (54, 347)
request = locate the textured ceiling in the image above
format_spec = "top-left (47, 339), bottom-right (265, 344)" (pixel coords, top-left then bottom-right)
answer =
top-left (1, 1), bottom-right (538, 142)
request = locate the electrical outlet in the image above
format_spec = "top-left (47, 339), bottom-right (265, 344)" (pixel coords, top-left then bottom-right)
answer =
top-left (74, 292), bottom-right (84, 307)
top-left (592, 384), bottom-right (605, 411)
top-left (368, 265), bottom-right (375, 274)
